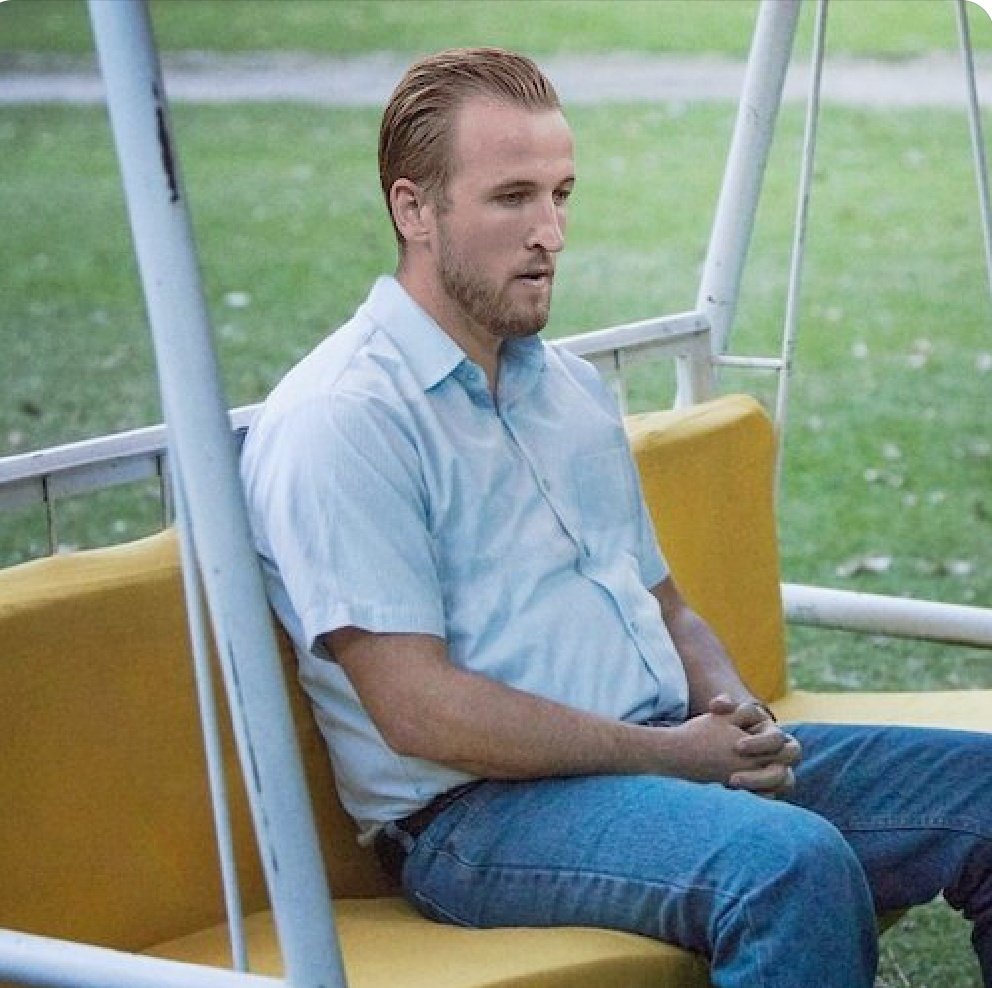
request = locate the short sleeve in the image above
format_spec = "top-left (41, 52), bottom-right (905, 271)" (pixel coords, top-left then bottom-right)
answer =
top-left (244, 391), bottom-right (445, 652)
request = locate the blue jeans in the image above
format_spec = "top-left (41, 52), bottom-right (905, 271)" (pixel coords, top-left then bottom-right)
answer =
top-left (397, 724), bottom-right (992, 987)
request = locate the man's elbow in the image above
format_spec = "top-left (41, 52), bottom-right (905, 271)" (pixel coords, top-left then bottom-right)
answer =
top-left (374, 705), bottom-right (444, 762)
top-left (373, 705), bottom-right (490, 776)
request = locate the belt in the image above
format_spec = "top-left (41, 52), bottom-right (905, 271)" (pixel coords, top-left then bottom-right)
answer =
top-left (374, 781), bottom-right (482, 884)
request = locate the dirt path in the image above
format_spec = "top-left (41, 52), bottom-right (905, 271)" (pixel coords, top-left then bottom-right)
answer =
top-left (2, 51), bottom-right (990, 107)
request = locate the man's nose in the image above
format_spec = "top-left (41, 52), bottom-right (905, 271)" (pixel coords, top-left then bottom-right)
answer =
top-left (527, 197), bottom-right (566, 253)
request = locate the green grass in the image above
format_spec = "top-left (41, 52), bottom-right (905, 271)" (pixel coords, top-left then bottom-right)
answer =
top-left (2, 0), bottom-right (991, 57)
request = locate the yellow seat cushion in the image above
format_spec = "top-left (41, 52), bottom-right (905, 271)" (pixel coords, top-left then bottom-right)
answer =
top-left (772, 689), bottom-right (991, 731)
top-left (148, 898), bottom-right (709, 988)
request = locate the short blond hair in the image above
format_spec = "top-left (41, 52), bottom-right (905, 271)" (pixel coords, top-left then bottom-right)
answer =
top-left (379, 48), bottom-right (560, 242)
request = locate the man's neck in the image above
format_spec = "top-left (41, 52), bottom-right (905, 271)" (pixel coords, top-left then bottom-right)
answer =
top-left (396, 268), bottom-right (502, 396)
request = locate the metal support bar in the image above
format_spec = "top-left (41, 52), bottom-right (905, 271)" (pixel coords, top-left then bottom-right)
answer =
top-left (157, 452), bottom-right (174, 527)
top-left (562, 309), bottom-right (715, 407)
top-left (172, 464), bottom-right (249, 972)
top-left (783, 582), bottom-right (992, 648)
top-left (0, 929), bottom-right (280, 988)
top-left (696, 0), bottom-right (801, 354)
top-left (955, 0), bottom-right (992, 306)
top-left (713, 355), bottom-right (785, 370)
top-left (86, 4), bottom-right (347, 988)
top-left (775, 0), bottom-right (829, 491)
top-left (0, 313), bottom-right (708, 521)
top-left (0, 407), bottom-right (256, 513)
top-left (561, 309), bottom-right (711, 358)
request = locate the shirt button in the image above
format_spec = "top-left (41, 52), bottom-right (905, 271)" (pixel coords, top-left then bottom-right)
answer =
top-left (541, 478), bottom-right (551, 491)
top-left (630, 621), bottom-right (640, 634)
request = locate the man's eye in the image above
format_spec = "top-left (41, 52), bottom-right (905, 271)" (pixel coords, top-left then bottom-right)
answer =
top-left (553, 188), bottom-right (572, 205)
top-left (497, 191), bottom-right (525, 206)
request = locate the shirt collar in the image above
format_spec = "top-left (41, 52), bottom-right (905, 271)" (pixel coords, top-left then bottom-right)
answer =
top-left (364, 275), bottom-right (547, 395)
top-left (364, 276), bottom-right (467, 392)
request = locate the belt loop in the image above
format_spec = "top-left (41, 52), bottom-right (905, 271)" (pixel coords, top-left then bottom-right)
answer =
top-left (383, 820), bottom-right (416, 853)
top-left (373, 781), bottom-right (484, 885)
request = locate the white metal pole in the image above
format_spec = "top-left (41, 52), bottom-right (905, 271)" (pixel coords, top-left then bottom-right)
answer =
top-left (783, 582), bottom-right (992, 647)
top-left (85, 4), bottom-right (347, 988)
top-left (171, 464), bottom-right (250, 972)
top-left (696, 0), bottom-right (802, 354)
top-left (955, 0), bottom-right (992, 306)
top-left (0, 929), bottom-right (279, 988)
top-left (774, 0), bottom-right (828, 492)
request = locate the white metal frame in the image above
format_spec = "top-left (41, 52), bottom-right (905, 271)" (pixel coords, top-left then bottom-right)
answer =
top-left (0, 930), bottom-right (280, 988)
top-left (1, 1), bottom-right (990, 986)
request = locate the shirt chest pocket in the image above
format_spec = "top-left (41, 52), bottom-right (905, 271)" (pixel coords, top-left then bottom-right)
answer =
top-left (572, 446), bottom-right (638, 534)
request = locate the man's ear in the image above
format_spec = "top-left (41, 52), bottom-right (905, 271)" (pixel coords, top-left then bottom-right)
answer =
top-left (390, 178), bottom-right (434, 247)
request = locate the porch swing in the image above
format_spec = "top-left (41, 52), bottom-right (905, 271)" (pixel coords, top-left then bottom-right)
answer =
top-left (0, 2), bottom-right (989, 987)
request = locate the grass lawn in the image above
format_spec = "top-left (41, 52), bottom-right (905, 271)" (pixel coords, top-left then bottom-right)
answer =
top-left (2, 3), bottom-right (990, 985)
top-left (2, 0), bottom-right (991, 57)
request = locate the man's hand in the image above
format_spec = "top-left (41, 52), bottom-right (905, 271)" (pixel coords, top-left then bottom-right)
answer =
top-left (706, 693), bottom-right (801, 797)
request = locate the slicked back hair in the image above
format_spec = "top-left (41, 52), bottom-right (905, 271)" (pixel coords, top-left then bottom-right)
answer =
top-left (379, 47), bottom-right (561, 246)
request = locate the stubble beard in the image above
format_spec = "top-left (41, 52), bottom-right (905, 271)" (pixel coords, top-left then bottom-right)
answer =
top-left (436, 225), bottom-right (552, 341)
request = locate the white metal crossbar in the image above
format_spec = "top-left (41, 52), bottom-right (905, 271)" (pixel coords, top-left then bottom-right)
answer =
top-left (0, 313), bottom-right (715, 528)
top-left (0, 929), bottom-right (280, 988)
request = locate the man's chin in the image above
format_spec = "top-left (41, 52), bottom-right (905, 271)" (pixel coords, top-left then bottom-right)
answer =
top-left (498, 300), bottom-right (552, 339)
top-left (498, 318), bottom-right (548, 340)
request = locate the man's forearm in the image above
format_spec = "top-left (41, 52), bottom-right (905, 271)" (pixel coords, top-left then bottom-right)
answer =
top-left (670, 603), bottom-right (756, 714)
top-left (651, 579), bottom-right (757, 715)
top-left (328, 627), bottom-right (764, 786)
top-left (331, 628), bottom-right (662, 778)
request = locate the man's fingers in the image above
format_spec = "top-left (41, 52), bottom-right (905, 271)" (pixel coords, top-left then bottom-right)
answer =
top-left (726, 699), bottom-right (772, 731)
top-left (707, 693), bottom-right (737, 716)
top-left (735, 730), bottom-right (802, 765)
top-left (728, 763), bottom-right (797, 796)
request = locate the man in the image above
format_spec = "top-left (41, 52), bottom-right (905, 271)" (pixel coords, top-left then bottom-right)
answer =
top-left (241, 48), bottom-right (991, 987)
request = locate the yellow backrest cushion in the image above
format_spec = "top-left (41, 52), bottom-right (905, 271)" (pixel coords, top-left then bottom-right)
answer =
top-left (628, 395), bottom-right (787, 701)
top-left (0, 529), bottom-right (390, 955)
top-left (0, 531), bottom-right (243, 950)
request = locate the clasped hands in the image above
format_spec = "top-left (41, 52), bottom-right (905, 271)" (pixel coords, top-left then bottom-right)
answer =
top-left (676, 693), bottom-right (802, 797)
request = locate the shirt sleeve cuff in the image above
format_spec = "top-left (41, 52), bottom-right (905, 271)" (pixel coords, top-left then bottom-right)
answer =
top-left (304, 601), bottom-right (447, 655)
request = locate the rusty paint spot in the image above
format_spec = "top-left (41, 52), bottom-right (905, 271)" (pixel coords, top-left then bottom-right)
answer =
top-left (225, 640), bottom-right (280, 876)
top-left (152, 82), bottom-right (179, 203)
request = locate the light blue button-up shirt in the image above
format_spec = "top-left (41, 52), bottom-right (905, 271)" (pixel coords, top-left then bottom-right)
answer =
top-left (241, 277), bottom-right (689, 839)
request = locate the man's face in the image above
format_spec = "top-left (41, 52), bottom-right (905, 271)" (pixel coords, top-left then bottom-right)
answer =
top-left (430, 97), bottom-right (575, 343)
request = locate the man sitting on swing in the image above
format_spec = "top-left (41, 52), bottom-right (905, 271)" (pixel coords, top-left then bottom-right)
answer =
top-left (241, 47), bottom-right (992, 987)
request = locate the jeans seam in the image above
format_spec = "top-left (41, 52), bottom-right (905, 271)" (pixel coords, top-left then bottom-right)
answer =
top-left (411, 851), bottom-right (780, 985)
top-left (836, 817), bottom-right (990, 839)
top-left (428, 844), bottom-right (746, 895)
top-left (416, 842), bottom-right (743, 915)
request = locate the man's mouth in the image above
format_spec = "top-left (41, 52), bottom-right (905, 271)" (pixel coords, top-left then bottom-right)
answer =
top-left (517, 269), bottom-right (554, 286)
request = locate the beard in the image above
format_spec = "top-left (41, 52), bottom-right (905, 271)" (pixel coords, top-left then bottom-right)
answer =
top-left (436, 225), bottom-right (553, 340)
